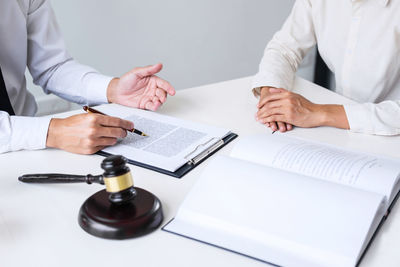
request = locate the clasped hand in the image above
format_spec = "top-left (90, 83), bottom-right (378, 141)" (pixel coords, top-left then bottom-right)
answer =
top-left (255, 87), bottom-right (325, 132)
top-left (47, 63), bottom-right (176, 154)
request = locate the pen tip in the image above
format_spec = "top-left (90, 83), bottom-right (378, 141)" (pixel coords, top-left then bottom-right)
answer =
top-left (142, 133), bottom-right (148, 137)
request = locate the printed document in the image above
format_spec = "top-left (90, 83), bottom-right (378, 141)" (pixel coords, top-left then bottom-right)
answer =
top-left (97, 104), bottom-right (231, 172)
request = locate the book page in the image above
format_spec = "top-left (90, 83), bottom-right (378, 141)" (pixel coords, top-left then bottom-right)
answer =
top-left (231, 134), bottom-right (400, 206)
top-left (98, 104), bottom-right (231, 172)
top-left (164, 156), bottom-right (385, 267)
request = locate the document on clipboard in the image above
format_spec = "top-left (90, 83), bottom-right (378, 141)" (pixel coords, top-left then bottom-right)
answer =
top-left (95, 104), bottom-right (238, 178)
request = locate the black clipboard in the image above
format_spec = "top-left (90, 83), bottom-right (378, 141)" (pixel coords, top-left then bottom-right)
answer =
top-left (97, 133), bottom-right (238, 178)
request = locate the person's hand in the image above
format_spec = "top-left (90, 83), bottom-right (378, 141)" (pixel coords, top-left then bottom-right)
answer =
top-left (46, 113), bottom-right (134, 154)
top-left (256, 88), bottom-right (350, 129)
top-left (256, 87), bottom-right (293, 132)
top-left (106, 63), bottom-right (175, 111)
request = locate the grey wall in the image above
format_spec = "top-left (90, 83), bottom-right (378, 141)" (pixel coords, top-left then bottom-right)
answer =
top-left (28, 0), bottom-right (315, 114)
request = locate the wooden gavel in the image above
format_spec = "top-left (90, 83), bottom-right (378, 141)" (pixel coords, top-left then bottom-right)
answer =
top-left (19, 155), bottom-right (163, 239)
top-left (19, 155), bottom-right (137, 204)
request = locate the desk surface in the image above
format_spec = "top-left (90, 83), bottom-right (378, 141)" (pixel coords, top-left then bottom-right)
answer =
top-left (1, 77), bottom-right (399, 267)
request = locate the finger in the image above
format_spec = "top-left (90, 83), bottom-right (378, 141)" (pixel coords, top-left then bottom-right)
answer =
top-left (257, 106), bottom-right (284, 121)
top-left (139, 95), bottom-right (152, 109)
top-left (258, 92), bottom-right (288, 109)
top-left (286, 123), bottom-right (293, 131)
top-left (269, 122), bottom-right (278, 132)
top-left (155, 77), bottom-right (175, 96)
top-left (95, 115), bottom-right (134, 130)
top-left (82, 147), bottom-right (103, 155)
top-left (81, 137), bottom-right (116, 154)
top-left (265, 115), bottom-right (286, 123)
top-left (145, 98), bottom-right (162, 111)
top-left (260, 99), bottom-right (285, 112)
top-left (95, 126), bottom-right (127, 138)
top-left (94, 137), bottom-right (119, 147)
top-left (156, 88), bottom-right (168, 103)
top-left (277, 121), bottom-right (287, 132)
top-left (134, 63), bottom-right (163, 78)
top-left (86, 146), bottom-right (107, 155)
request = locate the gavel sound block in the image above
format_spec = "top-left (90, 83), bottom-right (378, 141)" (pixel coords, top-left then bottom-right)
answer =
top-left (19, 155), bottom-right (163, 240)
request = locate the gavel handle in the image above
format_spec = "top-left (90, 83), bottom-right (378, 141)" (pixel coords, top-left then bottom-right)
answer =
top-left (18, 173), bottom-right (104, 185)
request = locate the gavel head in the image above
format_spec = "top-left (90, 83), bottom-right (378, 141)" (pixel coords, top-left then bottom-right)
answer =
top-left (101, 155), bottom-right (136, 204)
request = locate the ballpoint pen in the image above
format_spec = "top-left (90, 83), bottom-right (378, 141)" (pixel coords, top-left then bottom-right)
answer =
top-left (83, 106), bottom-right (148, 137)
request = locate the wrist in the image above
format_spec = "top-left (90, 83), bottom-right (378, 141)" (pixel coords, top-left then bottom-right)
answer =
top-left (46, 118), bottom-right (61, 148)
top-left (317, 104), bottom-right (350, 129)
top-left (106, 78), bottom-right (120, 103)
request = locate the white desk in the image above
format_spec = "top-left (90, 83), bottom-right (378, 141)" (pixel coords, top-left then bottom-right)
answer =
top-left (1, 77), bottom-right (399, 267)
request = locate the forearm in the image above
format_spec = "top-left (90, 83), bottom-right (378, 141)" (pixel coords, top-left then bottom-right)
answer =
top-left (26, 0), bottom-right (112, 105)
top-left (0, 112), bottom-right (51, 153)
top-left (41, 60), bottom-right (112, 105)
top-left (252, 0), bottom-right (316, 92)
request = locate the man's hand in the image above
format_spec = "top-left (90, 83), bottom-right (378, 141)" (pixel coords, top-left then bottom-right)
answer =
top-left (256, 87), bottom-right (293, 132)
top-left (107, 63), bottom-right (175, 111)
top-left (256, 88), bottom-right (350, 129)
top-left (46, 114), bottom-right (134, 154)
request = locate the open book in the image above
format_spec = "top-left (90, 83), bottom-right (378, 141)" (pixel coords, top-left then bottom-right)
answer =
top-left (94, 104), bottom-right (236, 177)
top-left (163, 134), bottom-right (400, 267)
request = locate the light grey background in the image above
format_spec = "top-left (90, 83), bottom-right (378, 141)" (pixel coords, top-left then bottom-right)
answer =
top-left (27, 0), bottom-right (315, 115)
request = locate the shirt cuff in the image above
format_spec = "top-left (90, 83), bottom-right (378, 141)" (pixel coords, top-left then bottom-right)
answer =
top-left (343, 104), bottom-right (369, 132)
top-left (344, 103), bottom-right (400, 136)
top-left (84, 72), bottom-right (113, 105)
top-left (10, 116), bottom-right (52, 151)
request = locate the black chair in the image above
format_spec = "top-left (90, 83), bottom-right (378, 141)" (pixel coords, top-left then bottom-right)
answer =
top-left (313, 49), bottom-right (331, 89)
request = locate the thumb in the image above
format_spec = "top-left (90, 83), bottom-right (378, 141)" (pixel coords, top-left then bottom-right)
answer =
top-left (133, 63), bottom-right (163, 78)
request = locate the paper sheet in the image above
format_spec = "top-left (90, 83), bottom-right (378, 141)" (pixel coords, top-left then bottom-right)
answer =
top-left (99, 104), bottom-right (230, 172)
top-left (231, 134), bottom-right (400, 206)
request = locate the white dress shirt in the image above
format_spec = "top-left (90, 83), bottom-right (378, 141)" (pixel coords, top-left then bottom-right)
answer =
top-left (0, 0), bottom-right (112, 153)
top-left (253, 0), bottom-right (400, 135)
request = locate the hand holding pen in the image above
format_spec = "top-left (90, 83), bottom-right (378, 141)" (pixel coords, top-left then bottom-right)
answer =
top-left (83, 106), bottom-right (148, 136)
top-left (46, 107), bottom-right (140, 155)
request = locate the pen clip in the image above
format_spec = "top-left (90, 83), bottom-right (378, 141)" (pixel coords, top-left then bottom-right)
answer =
top-left (184, 137), bottom-right (224, 165)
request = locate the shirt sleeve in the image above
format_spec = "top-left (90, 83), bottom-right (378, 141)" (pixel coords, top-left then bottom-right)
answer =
top-left (26, 0), bottom-right (112, 105)
top-left (0, 111), bottom-right (52, 153)
top-left (344, 101), bottom-right (400, 136)
top-left (252, 0), bottom-right (317, 96)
